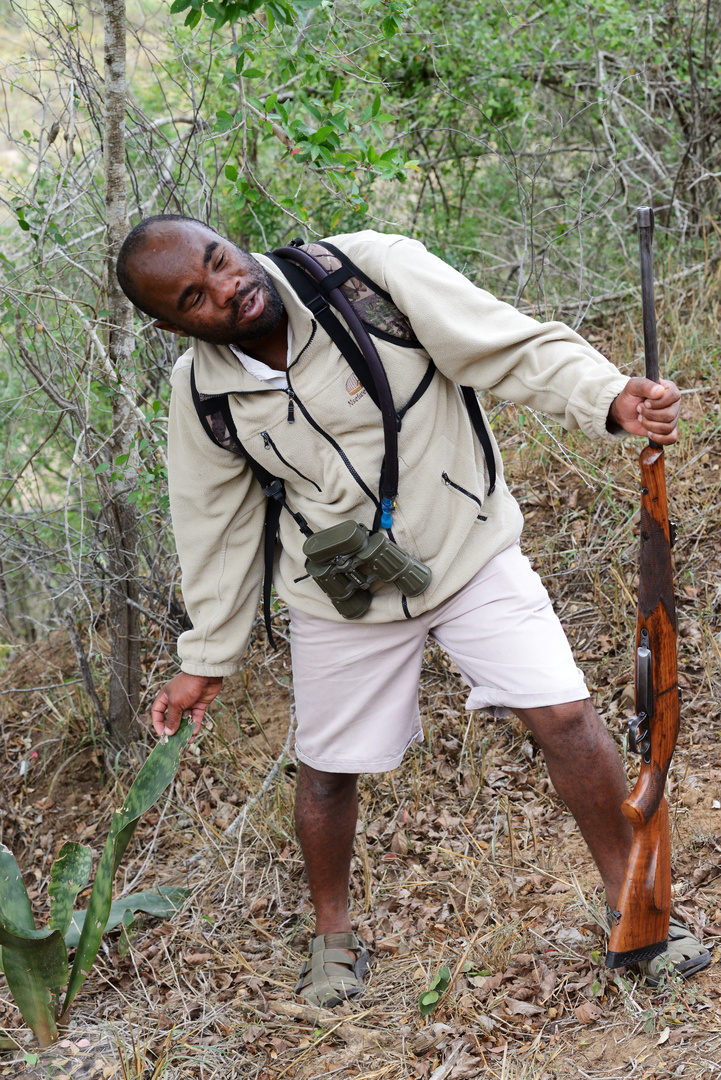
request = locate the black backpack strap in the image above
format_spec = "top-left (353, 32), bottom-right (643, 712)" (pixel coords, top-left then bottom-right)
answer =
top-left (315, 241), bottom-right (496, 493)
top-left (461, 386), bottom-right (497, 494)
top-left (262, 496), bottom-right (283, 649)
top-left (264, 253), bottom-right (381, 413)
top-left (318, 241), bottom-right (397, 304)
top-left (190, 360), bottom-right (312, 648)
top-left (190, 361), bottom-right (245, 456)
top-left (270, 246), bottom-right (400, 530)
top-left (397, 360), bottom-right (436, 427)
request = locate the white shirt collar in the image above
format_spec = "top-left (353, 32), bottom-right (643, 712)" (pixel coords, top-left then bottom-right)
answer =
top-left (228, 323), bottom-right (291, 390)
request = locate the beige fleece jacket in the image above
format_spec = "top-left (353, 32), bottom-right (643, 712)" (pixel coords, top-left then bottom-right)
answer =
top-left (168, 230), bottom-right (629, 676)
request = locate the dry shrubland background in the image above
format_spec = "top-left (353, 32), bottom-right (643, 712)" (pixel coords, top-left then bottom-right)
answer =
top-left (1, 0), bottom-right (721, 1076)
top-left (1, 288), bottom-right (720, 1078)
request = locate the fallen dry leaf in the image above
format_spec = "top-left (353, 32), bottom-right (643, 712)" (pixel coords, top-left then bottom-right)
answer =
top-left (575, 1002), bottom-right (602, 1025)
top-left (505, 998), bottom-right (544, 1016)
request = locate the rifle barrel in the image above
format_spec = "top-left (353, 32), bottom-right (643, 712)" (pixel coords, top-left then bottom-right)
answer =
top-left (637, 206), bottom-right (660, 385)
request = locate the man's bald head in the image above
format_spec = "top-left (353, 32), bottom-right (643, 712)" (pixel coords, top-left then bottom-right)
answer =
top-left (115, 215), bottom-right (284, 345)
top-left (116, 215), bottom-right (217, 319)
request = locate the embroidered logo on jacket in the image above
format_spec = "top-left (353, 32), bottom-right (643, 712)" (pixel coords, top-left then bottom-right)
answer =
top-left (346, 373), bottom-right (368, 406)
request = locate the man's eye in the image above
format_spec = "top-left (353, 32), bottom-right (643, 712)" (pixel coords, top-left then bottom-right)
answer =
top-left (215, 254), bottom-right (225, 270)
top-left (191, 292), bottom-right (203, 308)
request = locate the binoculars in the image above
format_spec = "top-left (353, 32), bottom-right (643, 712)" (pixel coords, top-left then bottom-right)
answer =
top-left (303, 521), bottom-right (432, 619)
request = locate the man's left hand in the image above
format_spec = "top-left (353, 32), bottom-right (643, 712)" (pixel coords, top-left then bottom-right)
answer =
top-left (609, 377), bottom-right (681, 444)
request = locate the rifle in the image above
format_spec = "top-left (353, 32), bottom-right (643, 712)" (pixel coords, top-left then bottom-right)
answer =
top-left (606, 206), bottom-right (679, 969)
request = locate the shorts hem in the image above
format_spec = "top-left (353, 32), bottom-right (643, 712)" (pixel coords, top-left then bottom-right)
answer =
top-left (295, 730), bottom-right (423, 775)
top-left (465, 683), bottom-right (589, 712)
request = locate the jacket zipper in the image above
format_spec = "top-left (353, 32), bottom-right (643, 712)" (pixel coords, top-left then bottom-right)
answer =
top-left (286, 367), bottom-right (379, 508)
top-left (261, 431), bottom-right (321, 492)
top-left (442, 471), bottom-right (487, 521)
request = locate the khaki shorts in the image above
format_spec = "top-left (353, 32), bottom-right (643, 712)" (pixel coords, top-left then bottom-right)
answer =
top-left (289, 542), bottom-right (588, 774)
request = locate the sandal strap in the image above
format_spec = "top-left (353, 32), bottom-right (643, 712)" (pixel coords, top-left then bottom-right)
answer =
top-left (668, 916), bottom-right (699, 941)
top-left (309, 947), bottom-right (362, 966)
top-left (295, 932), bottom-right (371, 1007)
top-left (313, 932), bottom-right (364, 953)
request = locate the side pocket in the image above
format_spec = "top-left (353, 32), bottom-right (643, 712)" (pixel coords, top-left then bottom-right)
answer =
top-left (261, 431), bottom-right (322, 492)
top-left (441, 472), bottom-right (487, 522)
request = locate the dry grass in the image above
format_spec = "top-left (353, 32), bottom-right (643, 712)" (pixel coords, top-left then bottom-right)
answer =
top-left (1, 279), bottom-right (721, 1079)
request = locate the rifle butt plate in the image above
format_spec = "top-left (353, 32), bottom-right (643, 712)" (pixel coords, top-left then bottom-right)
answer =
top-left (605, 939), bottom-right (668, 969)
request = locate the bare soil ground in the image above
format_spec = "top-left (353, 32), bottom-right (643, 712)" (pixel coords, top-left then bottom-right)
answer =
top-left (1, 318), bottom-right (720, 1078)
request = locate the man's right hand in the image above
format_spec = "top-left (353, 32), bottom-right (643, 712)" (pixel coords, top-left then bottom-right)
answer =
top-left (151, 673), bottom-right (223, 738)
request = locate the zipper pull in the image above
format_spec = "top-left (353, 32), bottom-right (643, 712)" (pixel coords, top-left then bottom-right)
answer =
top-left (287, 388), bottom-right (295, 423)
top-left (261, 431), bottom-right (271, 449)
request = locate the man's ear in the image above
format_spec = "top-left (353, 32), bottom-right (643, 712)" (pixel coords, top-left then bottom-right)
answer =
top-left (153, 320), bottom-right (184, 335)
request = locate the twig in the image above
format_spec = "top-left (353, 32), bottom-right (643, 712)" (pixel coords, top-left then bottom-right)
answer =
top-left (429, 1041), bottom-right (464, 1080)
top-left (267, 999), bottom-right (441, 1055)
top-left (0, 680), bottom-right (83, 695)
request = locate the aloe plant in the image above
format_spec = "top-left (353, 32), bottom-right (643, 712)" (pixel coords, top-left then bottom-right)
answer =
top-left (0, 718), bottom-right (193, 1046)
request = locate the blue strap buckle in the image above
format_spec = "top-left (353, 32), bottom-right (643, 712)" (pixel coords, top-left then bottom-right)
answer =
top-left (380, 497), bottom-right (395, 530)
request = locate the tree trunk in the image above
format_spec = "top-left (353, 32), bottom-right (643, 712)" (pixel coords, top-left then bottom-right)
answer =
top-left (103, 0), bottom-right (141, 745)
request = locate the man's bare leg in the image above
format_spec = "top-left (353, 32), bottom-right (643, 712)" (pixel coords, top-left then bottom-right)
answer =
top-left (514, 698), bottom-right (632, 908)
top-left (293, 699), bottom-right (631, 927)
top-left (295, 763), bottom-right (358, 935)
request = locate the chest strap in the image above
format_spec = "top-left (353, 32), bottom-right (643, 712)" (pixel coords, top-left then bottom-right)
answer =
top-left (267, 246), bottom-right (400, 529)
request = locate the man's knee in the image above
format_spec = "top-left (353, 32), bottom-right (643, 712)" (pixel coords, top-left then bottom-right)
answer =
top-left (297, 763), bottom-right (358, 801)
top-left (515, 697), bottom-right (598, 750)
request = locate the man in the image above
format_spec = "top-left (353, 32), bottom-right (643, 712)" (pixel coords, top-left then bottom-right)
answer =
top-left (117, 215), bottom-right (709, 1005)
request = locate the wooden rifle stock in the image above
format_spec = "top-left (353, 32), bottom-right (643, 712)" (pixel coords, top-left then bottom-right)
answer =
top-left (606, 207), bottom-right (679, 969)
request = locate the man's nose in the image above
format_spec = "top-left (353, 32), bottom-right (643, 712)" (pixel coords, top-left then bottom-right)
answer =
top-left (211, 272), bottom-right (242, 306)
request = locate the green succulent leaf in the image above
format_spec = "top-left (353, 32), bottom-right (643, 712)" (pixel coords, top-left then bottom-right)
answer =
top-left (64, 886), bottom-right (190, 948)
top-left (0, 843), bottom-right (35, 933)
top-left (48, 843), bottom-right (92, 937)
top-left (0, 845), bottom-right (68, 1045)
top-left (0, 927), bottom-right (68, 1047)
top-left (62, 718), bottom-right (193, 1017)
top-left (418, 989), bottom-right (439, 1015)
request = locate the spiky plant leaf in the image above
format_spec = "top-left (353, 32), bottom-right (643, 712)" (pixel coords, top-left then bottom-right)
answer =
top-left (62, 718), bottom-right (193, 1017)
top-left (0, 926), bottom-right (68, 1048)
top-left (0, 842), bottom-right (35, 932)
top-left (48, 842), bottom-right (92, 936)
top-left (64, 886), bottom-right (189, 947)
top-left (0, 844), bottom-right (68, 1045)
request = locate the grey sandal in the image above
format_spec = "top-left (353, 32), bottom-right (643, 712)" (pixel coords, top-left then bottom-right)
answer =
top-left (295, 932), bottom-right (371, 1008)
top-left (637, 917), bottom-right (712, 985)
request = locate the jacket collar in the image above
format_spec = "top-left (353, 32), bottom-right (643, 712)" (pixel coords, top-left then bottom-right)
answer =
top-left (191, 252), bottom-right (315, 396)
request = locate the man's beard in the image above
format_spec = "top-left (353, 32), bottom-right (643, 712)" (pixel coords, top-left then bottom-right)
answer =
top-left (195, 261), bottom-right (285, 346)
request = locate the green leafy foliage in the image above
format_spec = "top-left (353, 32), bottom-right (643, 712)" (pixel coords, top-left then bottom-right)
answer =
top-left (0, 922), bottom-right (68, 1047)
top-left (418, 964), bottom-right (451, 1015)
top-left (166, 0), bottom-right (415, 236)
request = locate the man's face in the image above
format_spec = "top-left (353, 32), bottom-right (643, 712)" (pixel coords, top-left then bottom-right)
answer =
top-left (130, 223), bottom-right (284, 345)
